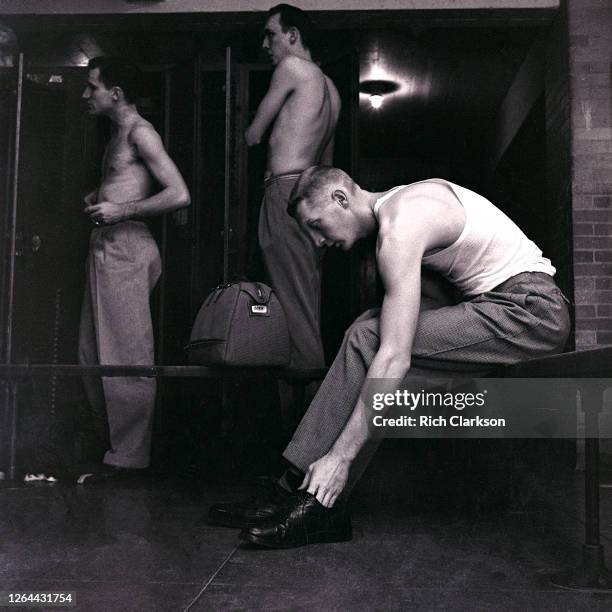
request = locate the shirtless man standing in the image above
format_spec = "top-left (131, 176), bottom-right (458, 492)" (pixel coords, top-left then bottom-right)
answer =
top-left (247, 4), bottom-right (341, 370)
top-left (77, 57), bottom-right (190, 483)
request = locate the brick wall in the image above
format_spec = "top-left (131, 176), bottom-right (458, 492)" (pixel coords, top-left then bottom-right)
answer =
top-left (567, 0), bottom-right (612, 349)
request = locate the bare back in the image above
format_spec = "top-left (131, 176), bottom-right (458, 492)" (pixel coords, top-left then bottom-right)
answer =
top-left (268, 58), bottom-right (340, 175)
top-left (97, 117), bottom-right (156, 205)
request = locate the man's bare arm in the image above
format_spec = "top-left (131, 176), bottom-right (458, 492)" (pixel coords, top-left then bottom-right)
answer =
top-left (83, 190), bottom-right (98, 206)
top-left (245, 56), bottom-right (299, 146)
top-left (300, 197), bottom-right (445, 506)
top-left (84, 125), bottom-right (190, 224)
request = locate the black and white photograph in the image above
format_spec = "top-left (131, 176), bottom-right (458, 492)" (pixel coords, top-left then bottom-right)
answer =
top-left (1, 0), bottom-right (612, 610)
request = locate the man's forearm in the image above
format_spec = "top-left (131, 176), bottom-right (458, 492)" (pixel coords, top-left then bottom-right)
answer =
top-left (84, 189), bottom-right (98, 204)
top-left (245, 64), bottom-right (293, 146)
top-left (329, 353), bottom-right (411, 463)
top-left (122, 185), bottom-right (190, 220)
top-left (328, 396), bottom-right (370, 463)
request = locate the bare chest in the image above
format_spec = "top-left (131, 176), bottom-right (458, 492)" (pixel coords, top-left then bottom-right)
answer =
top-left (102, 135), bottom-right (139, 177)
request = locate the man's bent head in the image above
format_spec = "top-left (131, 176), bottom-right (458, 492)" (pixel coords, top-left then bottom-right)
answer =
top-left (288, 166), bottom-right (365, 250)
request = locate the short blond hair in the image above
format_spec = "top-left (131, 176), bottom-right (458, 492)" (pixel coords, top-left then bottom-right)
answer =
top-left (287, 166), bottom-right (355, 217)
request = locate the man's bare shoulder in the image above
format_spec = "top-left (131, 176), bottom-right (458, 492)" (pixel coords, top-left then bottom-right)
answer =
top-left (379, 185), bottom-right (442, 228)
top-left (128, 119), bottom-right (162, 147)
top-left (378, 182), bottom-right (464, 251)
top-left (276, 54), bottom-right (320, 79)
top-left (385, 182), bottom-right (448, 209)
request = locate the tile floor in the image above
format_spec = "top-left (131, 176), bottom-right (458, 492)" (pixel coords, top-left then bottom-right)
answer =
top-left (2, 441), bottom-right (612, 611)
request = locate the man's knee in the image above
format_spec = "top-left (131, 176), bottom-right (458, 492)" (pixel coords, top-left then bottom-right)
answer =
top-left (344, 314), bottom-right (380, 351)
top-left (351, 308), bottom-right (380, 325)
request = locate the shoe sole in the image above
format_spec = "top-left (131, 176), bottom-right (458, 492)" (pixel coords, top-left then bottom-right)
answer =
top-left (239, 527), bottom-right (352, 549)
top-left (207, 514), bottom-right (281, 530)
top-left (207, 507), bottom-right (284, 530)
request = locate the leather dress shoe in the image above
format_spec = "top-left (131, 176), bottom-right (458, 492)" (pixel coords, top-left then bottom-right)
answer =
top-left (207, 479), bottom-right (292, 529)
top-left (239, 491), bottom-right (352, 548)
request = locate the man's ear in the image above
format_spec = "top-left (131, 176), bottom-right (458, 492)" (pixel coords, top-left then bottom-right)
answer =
top-left (288, 26), bottom-right (299, 45)
top-left (332, 189), bottom-right (348, 209)
top-left (111, 86), bottom-right (122, 102)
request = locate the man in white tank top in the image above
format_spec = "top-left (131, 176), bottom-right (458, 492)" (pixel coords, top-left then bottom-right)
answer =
top-left (214, 166), bottom-right (570, 549)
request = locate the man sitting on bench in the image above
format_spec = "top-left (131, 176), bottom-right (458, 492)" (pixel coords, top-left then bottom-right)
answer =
top-left (208, 166), bottom-right (570, 548)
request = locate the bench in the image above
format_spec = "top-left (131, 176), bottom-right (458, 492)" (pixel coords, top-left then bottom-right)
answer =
top-left (1, 350), bottom-right (612, 591)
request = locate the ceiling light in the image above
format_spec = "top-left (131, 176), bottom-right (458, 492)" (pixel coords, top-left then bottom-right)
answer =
top-left (369, 94), bottom-right (384, 109)
top-left (359, 79), bottom-right (400, 111)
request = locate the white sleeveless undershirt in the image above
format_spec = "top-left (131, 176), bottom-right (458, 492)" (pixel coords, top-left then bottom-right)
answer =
top-left (373, 179), bottom-right (556, 297)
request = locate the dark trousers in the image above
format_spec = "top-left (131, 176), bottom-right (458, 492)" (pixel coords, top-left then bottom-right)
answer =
top-left (258, 173), bottom-right (325, 370)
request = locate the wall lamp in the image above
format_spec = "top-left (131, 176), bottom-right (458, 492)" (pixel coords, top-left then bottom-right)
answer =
top-left (359, 79), bottom-right (400, 110)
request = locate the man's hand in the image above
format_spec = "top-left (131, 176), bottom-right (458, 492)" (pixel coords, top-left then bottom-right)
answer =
top-left (299, 452), bottom-right (351, 508)
top-left (84, 201), bottom-right (130, 226)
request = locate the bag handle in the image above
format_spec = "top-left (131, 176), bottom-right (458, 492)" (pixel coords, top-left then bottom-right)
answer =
top-left (243, 282), bottom-right (273, 304)
top-left (204, 278), bottom-right (272, 305)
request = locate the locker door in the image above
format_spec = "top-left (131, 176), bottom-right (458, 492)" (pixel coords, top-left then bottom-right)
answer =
top-left (0, 62), bottom-right (19, 474)
top-left (3, 63), bottom-right (103, 474)
top-left (9, 68), bottom-right (97, 366)
top-left (224, 47), bottom-right (249, 281)
top-left (159, 56), bottom-right (236, 361)
top-left (11, 74), bottom-right (70, 364)
top-left (0, 64), bottom-right (18, 364)
top-left (159, 58), bottom-right (201, 364)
